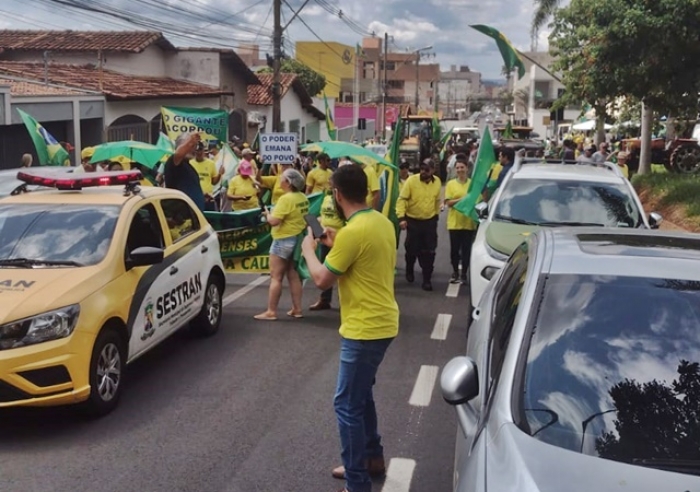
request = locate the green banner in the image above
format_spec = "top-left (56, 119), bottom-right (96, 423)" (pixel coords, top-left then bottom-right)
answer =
top-left (161, 106), bottom-right (228, 144)
top-left (205, 193), bottom-right (324, 274)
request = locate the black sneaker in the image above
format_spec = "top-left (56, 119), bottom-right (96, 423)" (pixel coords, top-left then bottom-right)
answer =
top-left (450, 273), bottom-right (460, 284)
top-left (422, 281), bottom-right (433, 291)
top-left (460, 275), bottom-right (467, 284)
top-left (406, 271), bottom-right (415, 283)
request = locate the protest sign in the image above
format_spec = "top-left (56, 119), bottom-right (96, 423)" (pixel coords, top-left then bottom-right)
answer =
top-left (161, 106), bottom-right (228, 144)
top-left (259, 133), bottom-right (297, 165)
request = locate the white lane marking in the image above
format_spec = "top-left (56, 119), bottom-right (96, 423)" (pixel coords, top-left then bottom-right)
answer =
top-left (446, 282), bottom-right (460, 298)
top-left (222, 276), bottom-right (269, 307)
top-left (408, 365), bottom-right (439, 407)
top-left (381, 458), bottom-right (416, 492)
top-left (431, 313), bottom-right (452, 340)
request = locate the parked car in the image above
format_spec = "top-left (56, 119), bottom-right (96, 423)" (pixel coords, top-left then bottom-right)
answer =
top-left (442, 227), bottom-right (700, 491)
top-left (468, 160), bottom-right (661, 309)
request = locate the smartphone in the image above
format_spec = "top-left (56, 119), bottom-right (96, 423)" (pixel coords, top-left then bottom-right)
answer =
top-left (304, 214), bottom-right (326, 239)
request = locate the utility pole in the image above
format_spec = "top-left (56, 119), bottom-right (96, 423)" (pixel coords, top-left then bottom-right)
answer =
top-left (381, 32), bottom-right (388, 141)
top-left (272, 0), bottom-right (282, 132)
top-left (413, 46), bottom-right (432, 111)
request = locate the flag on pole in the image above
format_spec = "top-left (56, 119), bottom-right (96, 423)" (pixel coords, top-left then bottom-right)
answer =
top-left (17, 109), bottom-right (70, 166)
top-left (470, 25), bottom-right (526, 79)
top-left (323, 92), bottom-right (337, 140)
top-left (156, 132), bottom-right (175, 152)
top-left (454, 127), bottom-right (495, 221)
top-left (438, 128), bottom-right (454, 162)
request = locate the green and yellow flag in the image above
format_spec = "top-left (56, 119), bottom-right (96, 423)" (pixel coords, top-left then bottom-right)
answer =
top-left (454, 127), bottom-right (495, 221)
top-left (470, 25), bottom-right (526, 79)
top-left (323, 93), bottom-right (337, 140)
top-left (17, 109), bottom-right (70, 166)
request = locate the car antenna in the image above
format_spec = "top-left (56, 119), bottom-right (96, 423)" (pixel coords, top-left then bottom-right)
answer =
top-left (10, 183), bottom-right (28, 196)
top-left (123, 180), bottom-right (142, 197)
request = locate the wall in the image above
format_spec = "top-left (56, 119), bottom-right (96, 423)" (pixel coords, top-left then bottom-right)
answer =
top-left (334, 105), bottom-right (377, 129)
top-left (295, 41), bottom-right (355, 99)
top-left (219, 60), bottom-right (249, 112)
top-left (529, 108), bottom-right (582, 138)
top-left (404, 81), bottom-right (435, 110)
top-left (166, 51), bottom-right (220, 87)
top-left (249, 88), bottom-right (322, 144)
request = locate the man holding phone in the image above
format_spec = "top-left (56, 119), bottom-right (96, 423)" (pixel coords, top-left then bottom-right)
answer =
top-left (301, 164), bottom-right (398, 492)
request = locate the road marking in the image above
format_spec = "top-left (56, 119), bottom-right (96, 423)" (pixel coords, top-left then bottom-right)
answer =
top-left (431, 313), bottom-right (452, 340)
top-left (381, 458), bottom-right (416, 492)
top-left (223, 276), bottom-right (269, 307)
top-left (446, 282), bottom-right (460, 297)
top-left (409, 365), bottom-right (439, 407)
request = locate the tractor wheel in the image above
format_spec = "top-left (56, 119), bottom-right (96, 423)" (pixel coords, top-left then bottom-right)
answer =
top-left (670, 145), bottom-right (700, 174)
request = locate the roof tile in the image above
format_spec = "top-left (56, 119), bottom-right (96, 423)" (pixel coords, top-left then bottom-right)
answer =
top-left (247, 73), bottom-right (296, 106)
top-left (1, 78), bottom-right (89, 96)
top-left (0, 61), bottom-right (227, 100)
top-left (0, 30), bottom-right (173, 53)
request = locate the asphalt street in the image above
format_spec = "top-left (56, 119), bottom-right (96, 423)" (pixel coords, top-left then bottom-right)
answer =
top-left (0, 213), bottom-right (472, 492)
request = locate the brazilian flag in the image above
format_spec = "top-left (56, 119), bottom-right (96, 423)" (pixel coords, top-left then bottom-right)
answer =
top-left (17, 109), bottom-right (70, 166)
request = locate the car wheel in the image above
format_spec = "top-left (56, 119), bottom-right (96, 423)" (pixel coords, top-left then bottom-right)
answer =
top-left (81, 327), bottom-right (126, 417)
top-left (190, 273), bottom-right (223, 337)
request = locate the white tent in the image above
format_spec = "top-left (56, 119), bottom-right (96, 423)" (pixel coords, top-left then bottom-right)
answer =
top-left (572, 120), bottom-right (613, 131)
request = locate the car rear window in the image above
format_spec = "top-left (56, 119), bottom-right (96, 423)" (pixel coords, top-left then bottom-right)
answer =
top-left (518, 274), bottom-right (700, 474)
top-left (0, 204), bottom-right (120, 266)
top-left (494, 179), bottom-right (643, 227)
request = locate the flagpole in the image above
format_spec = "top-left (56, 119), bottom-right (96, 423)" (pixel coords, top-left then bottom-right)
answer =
top-left (353, 48), bottom-right (359, 142)
top-left (516, 50), bottom-right (562, 83)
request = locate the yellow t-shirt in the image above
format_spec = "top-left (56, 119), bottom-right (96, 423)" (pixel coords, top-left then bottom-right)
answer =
top-left (618, 164), bottom-right (629, 179)
top-left (445, 178), bottom-right (476, 230)
top-left (364, 165), bottom-right (380, 206)
top-left (227, 175), bottom-right (259, 211)
top-left (396, 174), bottom-right (442, 220)
top-left (189, 158), bottom-right (217, 195)
top-left (320, 194), bottom-right (345, 230)
top-left (271, 191), bottom-right (309, 239)
top-left (260, 175), bottom-right (285, 205)
top-left (306, 167), bottom-right (333, 194)
top-left (324, 209), bottom-right (399, 340)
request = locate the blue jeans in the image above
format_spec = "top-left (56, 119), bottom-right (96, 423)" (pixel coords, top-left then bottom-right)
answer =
top-left (335, 337), bottom-right (394, 492)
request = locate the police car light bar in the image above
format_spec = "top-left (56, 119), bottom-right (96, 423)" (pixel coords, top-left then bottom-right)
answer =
top-left (16, 170), bottom-right (143, 190)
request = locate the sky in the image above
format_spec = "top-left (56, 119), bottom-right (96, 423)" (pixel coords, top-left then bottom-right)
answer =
top-left (0, 0), bottom-right (552, 80)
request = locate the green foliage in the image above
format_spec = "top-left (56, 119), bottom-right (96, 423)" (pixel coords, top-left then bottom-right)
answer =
top-left (550, 0), bottom-right (700, 117)
top-left (633, 172), bottom-right (700, 222)
top-left (258, 59), bottom-right (327, 97)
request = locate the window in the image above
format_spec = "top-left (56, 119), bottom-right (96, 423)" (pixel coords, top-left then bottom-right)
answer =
top-left (488, 243), bottom-right (529, 387)
top-left (161, 199), bottom-right (200, 243)
top-left (289, 119), bottom-right (300, 135)
top-left (381, 61), bottom-right (396, 71)
top-left (279, 121), bottom-right (286, 132)
top-left (125, 204), bottom-right (164, 256)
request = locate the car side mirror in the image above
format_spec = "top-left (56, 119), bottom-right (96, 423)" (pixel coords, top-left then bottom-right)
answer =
top-left (126, 246), bottom-right (164, 270)
top-left (441, 356), bottom-right (479, 405)
top-left (475, 202), bottom-right (489, 221)
top-left (648, 212), bottom-right (663, 229)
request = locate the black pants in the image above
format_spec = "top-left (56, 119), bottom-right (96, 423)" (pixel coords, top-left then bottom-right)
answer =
top-left (405, 216), bottom-right (438, 281)
top-left (449, 229), bottom-right (475, 275)
top-left (319, 243), bottom-right (333, 303)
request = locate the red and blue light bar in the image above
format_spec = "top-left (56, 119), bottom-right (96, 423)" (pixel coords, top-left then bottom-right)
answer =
top-left (16, 170), bottom-right (143, 190)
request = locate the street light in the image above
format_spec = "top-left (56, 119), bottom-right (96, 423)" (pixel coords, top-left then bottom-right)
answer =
top-left (414, 45), bottom-right (433, 109)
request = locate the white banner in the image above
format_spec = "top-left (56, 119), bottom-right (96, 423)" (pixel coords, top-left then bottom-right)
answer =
top-left (259, 133), bottom-right (297, 165)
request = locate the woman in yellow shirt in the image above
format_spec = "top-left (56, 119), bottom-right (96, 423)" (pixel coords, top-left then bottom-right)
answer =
top-left (226, 161), bottom-right (260, 211)
top-left (254, 168), bottom-right (310, 321)
top-left (258, 162), bottom-right (294, 205)
top-left (443, 159), bottom-right (477, 284)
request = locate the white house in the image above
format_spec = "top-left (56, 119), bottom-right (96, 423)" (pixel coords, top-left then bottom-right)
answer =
top-left (247, 73), bottom-right (325, 143)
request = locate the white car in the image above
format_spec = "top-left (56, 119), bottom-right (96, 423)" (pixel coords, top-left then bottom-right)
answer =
top-left (468, 161), bottom-right (661, 309)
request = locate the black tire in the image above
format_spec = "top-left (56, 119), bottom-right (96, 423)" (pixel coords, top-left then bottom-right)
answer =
top-left (670, 145), bottom-right (700, 174)
top-left (81, 327), bottom-right (126, 418)
top-left (190, 273), bottom-right (223, 337)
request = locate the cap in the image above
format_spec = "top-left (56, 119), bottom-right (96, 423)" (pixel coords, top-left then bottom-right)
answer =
top-left (584, 144), bottom-right (595, 151)
top-left (242, 148), bottom-right (254, 156)
top-left (618, 151), bottom-right (629, 160)
top-left (238, 161), bottom-right (253, 176)
top-left (81, 146), bottom-right (95, 160)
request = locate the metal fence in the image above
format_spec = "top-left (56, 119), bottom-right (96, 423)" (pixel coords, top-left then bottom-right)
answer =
top-left (336, 120), bottom-right (377, 142)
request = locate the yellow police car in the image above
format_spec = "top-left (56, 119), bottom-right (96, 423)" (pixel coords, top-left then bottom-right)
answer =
top-left (0, 169), bottom-right (225, 416)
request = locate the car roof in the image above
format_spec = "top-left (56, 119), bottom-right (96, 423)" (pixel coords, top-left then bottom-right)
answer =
top-left (543, 228), bottom-right (700, 280)
top-left (511, 164), bottom-right (624, 184)
top-left (0, 185), bottom-right (183, 206)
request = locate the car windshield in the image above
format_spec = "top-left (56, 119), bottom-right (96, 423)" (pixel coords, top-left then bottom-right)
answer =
top-left (519, 274), bottom-right (700, 475)
top-left (494, 178), bottom-right (643, 227)
top-left (0, 204), bottom-right (120, 266)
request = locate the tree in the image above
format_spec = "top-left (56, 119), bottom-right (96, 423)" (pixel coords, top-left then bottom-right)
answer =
top-left (549, 0), bottom-right (700, 173)
top-left (258, 58), bottom-right (327, 97)
top-left (531, 0), bottom-right (562, 41)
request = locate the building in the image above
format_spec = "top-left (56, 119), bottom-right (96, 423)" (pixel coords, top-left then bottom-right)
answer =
top-left (247, 73), bottom-right (325, 143)
top-left (0, 30), bottom-right (261, 165)
top-left (236, 44), bottom-right (269, 71)
top-left (511, 51), bottom-right (580, 137)
top-left (437, 65), bottom-right (482, 119)
top-left (295, 41), bottom-right (356, 99)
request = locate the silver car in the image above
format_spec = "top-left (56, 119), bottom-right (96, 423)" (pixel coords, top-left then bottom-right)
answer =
top-left (0, 168), bottom-right (25, 198)
top-left (442, 227), bottom-right (700, 490)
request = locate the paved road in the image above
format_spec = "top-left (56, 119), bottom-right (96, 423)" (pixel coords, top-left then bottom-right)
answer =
top-left (0, 214), bottom-right (471, 492)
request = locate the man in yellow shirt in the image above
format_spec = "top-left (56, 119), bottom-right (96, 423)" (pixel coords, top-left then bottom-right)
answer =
top-left (301, 164), bottom-right (398, 492)
top-left (363, 162), bottom-right (381, 210)
top-left (306, 152), bottom-right (333, 194)
top-left (189, 142), bottom-right (223, 211)
top-left (616, 151), bottom-right (630, 179)
top-left (258, 162), bottom-right (293, 205)
top-left (396, 158), bottom-right (442, 291)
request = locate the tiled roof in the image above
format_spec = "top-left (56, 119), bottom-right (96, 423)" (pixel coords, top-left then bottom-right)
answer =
top-left (0, 77), bottom-right (94, 96)
top-left (0, 61), bottom-right (229, 100)
top-left (0, 30), bottom-right (174, 53)
top-left (248, 73), bottom-right (324, 120)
